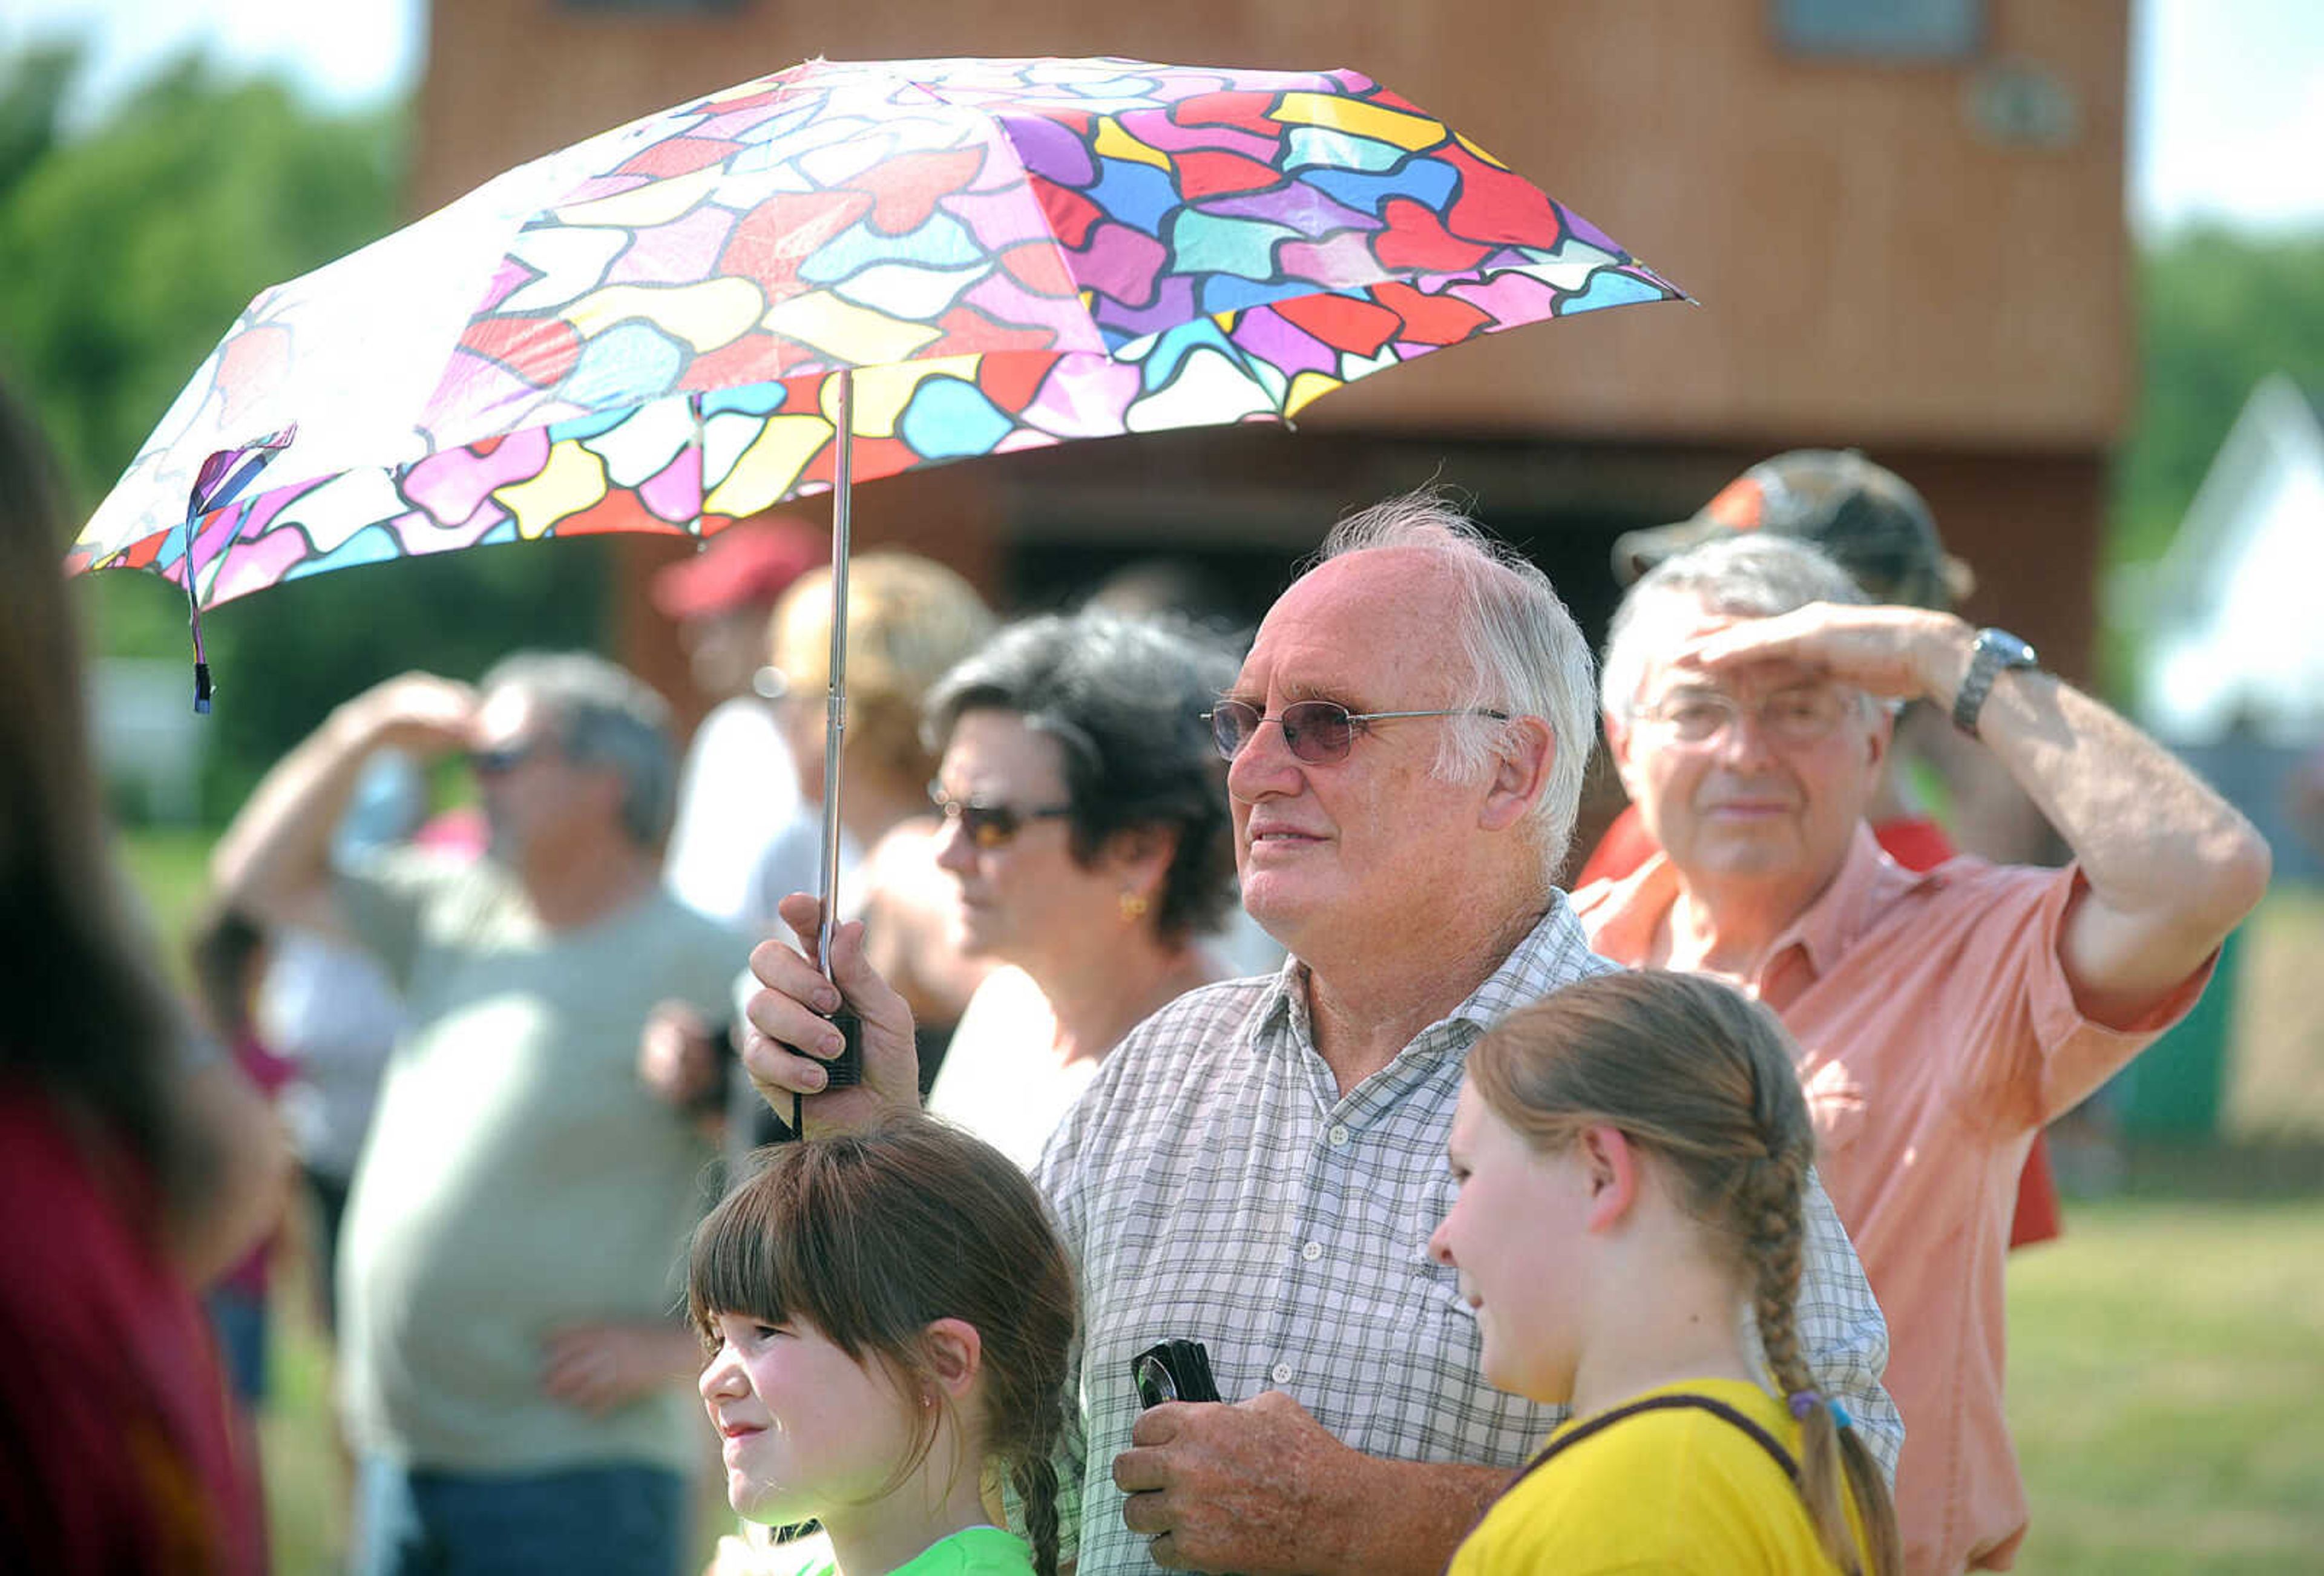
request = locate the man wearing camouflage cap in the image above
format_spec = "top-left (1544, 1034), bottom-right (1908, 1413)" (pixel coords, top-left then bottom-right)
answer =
top-left (1582, 450), bottom-right (2068, 1250)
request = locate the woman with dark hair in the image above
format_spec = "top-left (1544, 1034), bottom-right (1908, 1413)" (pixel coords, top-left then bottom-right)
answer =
top-left (0, 378), bottom-right (277, 1570)
top-left (922, 610), bottom-right (1243, 1166)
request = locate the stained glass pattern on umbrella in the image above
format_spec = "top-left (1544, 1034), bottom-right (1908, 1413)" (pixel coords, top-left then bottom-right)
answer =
top-left (72, 56), bottom-right (1684, 605)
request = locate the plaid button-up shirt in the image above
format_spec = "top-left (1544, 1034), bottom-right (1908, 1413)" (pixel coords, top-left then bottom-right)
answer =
top-left (1034, 897), bottom-right (1900, 1574)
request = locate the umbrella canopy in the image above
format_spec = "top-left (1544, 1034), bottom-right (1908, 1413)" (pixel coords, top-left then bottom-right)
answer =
top-left (70, 54), bottom-right (1683, 606)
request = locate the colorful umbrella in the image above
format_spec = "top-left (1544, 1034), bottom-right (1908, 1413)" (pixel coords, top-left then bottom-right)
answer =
top-left (70, 54), bottom-right (1684, 982)
top-left (72, 55), bottom-right (1682, 616)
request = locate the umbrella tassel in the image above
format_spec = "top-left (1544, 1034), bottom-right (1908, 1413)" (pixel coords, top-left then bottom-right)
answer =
top-left (180, 504), bottom-right (225, 715)
top-left (187, 590), bottom-right (213, 714)
top-left (177, 425), bottom-right (298, 714)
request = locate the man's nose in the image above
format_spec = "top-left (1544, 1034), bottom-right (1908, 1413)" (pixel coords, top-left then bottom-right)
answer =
top-left (1226, 716), bottom-right (1302, 800)
top-left (1710, 703), bottom-right (1779, 766)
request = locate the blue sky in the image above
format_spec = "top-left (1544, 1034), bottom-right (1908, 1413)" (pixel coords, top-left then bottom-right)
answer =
top-left (4, 0), bottom-right (2320, 236)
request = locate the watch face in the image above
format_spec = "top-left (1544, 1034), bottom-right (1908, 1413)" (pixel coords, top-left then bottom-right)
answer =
top-left (1980, 629), bottom-right (2037, 668)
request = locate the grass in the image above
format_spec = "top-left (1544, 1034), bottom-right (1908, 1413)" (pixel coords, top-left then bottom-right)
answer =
top-left (111, 830), bottom-right (2324, 1572)
top-left (117, 824), bottom-right (219, 991)
top-left (2006, 1190), bottom-right (2324, 1573)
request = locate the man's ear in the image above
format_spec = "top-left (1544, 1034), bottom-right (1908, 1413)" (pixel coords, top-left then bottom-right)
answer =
top-left (1578, 1125), bottom-right (1641, 1233)
top-left (922, 1317), bottom-right (984, 1402)
top-left (1604, 711), bottom-right (1644, 806)
top-left (1863, 700), bottom-right (1894, 777)
top-left (1479, 715), bottom-right (1555, 833)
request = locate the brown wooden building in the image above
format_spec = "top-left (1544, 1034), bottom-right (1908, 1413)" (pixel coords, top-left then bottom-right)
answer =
top-left (414, 0), bottom-right (2129, 845)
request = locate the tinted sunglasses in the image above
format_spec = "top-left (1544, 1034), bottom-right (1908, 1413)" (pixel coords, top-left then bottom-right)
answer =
top-left (1202, 699), bottom-right (1511, 764)
top-left (928, 781), bottom-right (1075, 850)
top-left (466, 740), bottom-right (547, 777)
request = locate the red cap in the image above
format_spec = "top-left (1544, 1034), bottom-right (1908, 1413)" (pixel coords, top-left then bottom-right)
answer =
top-left (651, 517), bottom-right (826, 620)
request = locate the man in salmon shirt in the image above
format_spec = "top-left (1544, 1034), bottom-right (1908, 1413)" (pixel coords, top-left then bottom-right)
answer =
top-left (1577, 449), bottom-right (2069, 1251)
top-left (1572, 530), bottom-right (2269, 1574)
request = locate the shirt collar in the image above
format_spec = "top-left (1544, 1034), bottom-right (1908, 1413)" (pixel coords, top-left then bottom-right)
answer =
top-left (1584, 823), bottom-right (1935, 985)
top-left (1252, 893), bottom-right (1611, 1059)
top-left (1773, 823), bottom-right (1932, 979)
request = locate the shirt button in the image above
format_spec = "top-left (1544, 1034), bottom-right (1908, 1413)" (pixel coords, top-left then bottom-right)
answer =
top-left (1300, 1240), bottom-right (1324, 1262)
top-left (1271, 1362), bottom-right (1293, 1385)
top-left (1327, 1124), bottom-right (1351, 1147)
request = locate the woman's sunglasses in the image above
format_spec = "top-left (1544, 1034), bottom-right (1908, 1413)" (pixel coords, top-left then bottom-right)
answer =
top-left (1202, 699), bottom-right (1509, 764)
top-left (928, 781), bottom-right (1075, 850)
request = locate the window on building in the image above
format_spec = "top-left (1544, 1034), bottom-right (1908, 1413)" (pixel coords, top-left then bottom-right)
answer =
top-left (1773, 0), bottom-right (1983, 61)
top-left (560, 0), bottom-right (748, 13)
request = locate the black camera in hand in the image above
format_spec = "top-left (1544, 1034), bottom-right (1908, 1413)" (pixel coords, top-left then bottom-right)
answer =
top-left (1131, 1338), bottom-right (1223, 1408)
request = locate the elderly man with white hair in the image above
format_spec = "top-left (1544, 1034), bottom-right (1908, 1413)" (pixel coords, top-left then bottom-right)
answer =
top-left (743, 493), bottom-right (1900, 1576)
top-left (1575, 534), bottom-right (2269, 1574)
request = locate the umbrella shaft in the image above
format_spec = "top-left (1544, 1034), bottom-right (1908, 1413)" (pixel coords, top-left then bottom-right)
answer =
top-left (816, 370), bottom-right (855, 979)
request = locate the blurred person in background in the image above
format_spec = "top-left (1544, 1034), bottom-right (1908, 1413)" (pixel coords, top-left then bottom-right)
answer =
top-left (1578, 532), bottom-right (2269, 1573)
top-left (654, 514), bottom-right (824, 930)
top-left (246, 750), bottom-right (424, 1538)
top-left (187, 901), bottom-right (300, 1407)
top-left (642, 551), bottom-right (996, 1152)
top-left (745, 550), bottom-right (997, 1034)
top-left (1580, 449), bottom-right (2069, 1253)
top-left (1081, 554), bottom-right (1284, 980)
top-left (212, 652), bottom-right (747, 1576)
top-left (921, 610), bottom-right (1244, 1167)
top-left (255, 749), bottom-right (425, 1338)
top-left (0, 375), bottom-right (282, 1572)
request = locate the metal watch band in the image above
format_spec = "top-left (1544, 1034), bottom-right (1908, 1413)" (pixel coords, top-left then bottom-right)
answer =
top-left (1951, 627), bottom-right (2038, 738)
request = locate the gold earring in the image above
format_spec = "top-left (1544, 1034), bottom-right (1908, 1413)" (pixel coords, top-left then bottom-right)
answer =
top-left (1119, 890), bottom-right (1149, 922)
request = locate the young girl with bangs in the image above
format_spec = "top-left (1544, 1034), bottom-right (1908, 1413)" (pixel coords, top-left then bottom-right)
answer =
top-left (688, 1116), bottom-right (1075, 1576)
top-left (1430, 970), bottom-right (1901, 1575)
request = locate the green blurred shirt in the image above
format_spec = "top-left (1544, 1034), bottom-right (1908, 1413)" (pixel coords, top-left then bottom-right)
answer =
top-left (335, 850), bottom-right (742, 1473)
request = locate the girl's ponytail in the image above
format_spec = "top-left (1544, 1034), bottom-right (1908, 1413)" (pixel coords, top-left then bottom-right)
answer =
top-left (1739, 1149), bottom-right (1900, 1576)
top-left (1009, 1453), bottom-right (1063, 1576)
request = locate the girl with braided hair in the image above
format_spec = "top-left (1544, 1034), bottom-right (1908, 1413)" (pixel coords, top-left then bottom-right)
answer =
top-left (688, 1116), bottom-right (1075, 1575)
top-left (1430, 969), bottom-right (1901, 1574)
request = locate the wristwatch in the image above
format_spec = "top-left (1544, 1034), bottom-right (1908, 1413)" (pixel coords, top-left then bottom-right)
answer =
top-left (1951, 628), bottom-right (2040, 738)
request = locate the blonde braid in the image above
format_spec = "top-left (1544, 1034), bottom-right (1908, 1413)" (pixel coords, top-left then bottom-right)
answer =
top-left (1737, 1144), bottom-right (1858, 1572)
top-left (1739, 1065), bottom-right (1901, 1576)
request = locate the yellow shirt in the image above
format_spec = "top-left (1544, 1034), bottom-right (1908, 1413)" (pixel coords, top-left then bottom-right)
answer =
top-left (1448, 1379), bottom-right (1873, 1575)
top-left (1578, 836), bottom-right (2209, 1571)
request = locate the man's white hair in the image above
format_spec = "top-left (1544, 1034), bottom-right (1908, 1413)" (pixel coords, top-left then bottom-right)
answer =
top-left (1598, 534), bottom-right (1870, 721)
top-left (1311, 489), bottom-right (1594, 884)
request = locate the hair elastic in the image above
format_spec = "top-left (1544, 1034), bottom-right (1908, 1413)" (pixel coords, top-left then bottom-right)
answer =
top-left (1786, 1389), bottom-right (1856, 1431)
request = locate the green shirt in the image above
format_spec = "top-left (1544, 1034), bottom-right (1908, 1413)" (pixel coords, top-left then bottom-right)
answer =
top-left (335, 852), bottom-right (744, 1473)
top-left (764, 1526), bottom-right (1038, 1576)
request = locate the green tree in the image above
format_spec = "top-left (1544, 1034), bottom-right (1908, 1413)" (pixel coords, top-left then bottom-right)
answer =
top-left (0, 50), bottom-right (404, 509)
top-left (2112, 225), bottom-right (2324, 567)
top-left (0, 46), bottom-right (615, 819)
